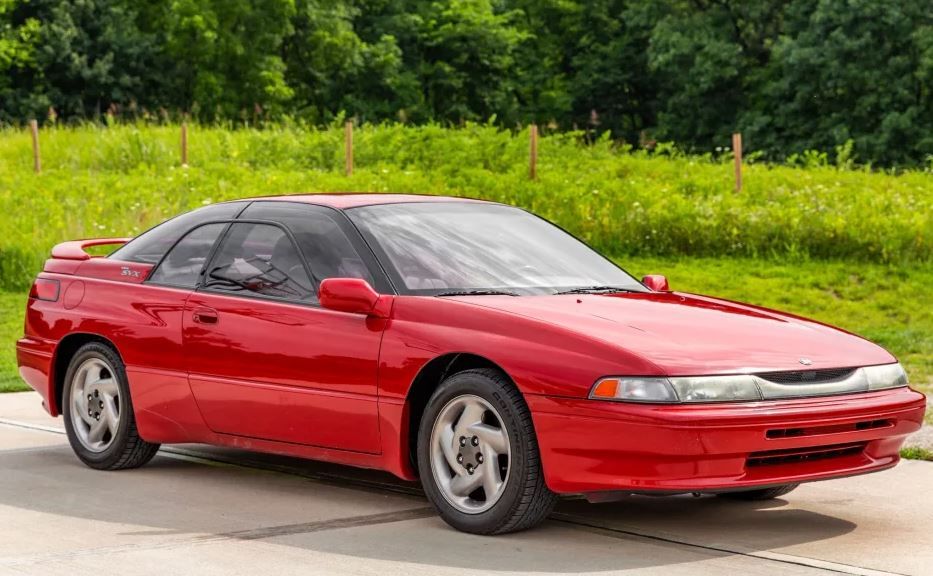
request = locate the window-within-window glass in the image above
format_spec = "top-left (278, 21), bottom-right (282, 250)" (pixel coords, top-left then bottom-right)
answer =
top-left (148, 223), bottom-right (227, 288)
top-left (204, 223), bottom-right (315, 303)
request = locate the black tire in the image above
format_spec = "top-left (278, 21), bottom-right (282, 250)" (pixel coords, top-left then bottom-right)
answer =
top-left (717, 484), bottom-right (799, 501)
top-left (62, 342), bottom-right (160, 470)
top-left (417, 368), bottom-right (557, 534)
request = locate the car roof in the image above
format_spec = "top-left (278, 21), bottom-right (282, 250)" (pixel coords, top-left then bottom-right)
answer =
top-left (244, 193), bottom-right (495, 210)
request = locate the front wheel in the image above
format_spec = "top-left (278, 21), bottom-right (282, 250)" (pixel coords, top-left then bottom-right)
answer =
top-left (417, 368), bottom-right (557, 534)
top-left (62, 342), bottom-right (160, 470)
top-left (716, 484), bottom-right (799, 501)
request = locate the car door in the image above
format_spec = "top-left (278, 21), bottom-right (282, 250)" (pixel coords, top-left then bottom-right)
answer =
top-left (183, 203), bottom-right (389, 453)
top-left (119, 210), bottom-right (242, 441)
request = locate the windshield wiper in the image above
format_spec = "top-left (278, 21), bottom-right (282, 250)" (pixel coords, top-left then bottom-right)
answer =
top-left (553, 285), bottom-right (639, 295)
top-left (435, 290), bottom-right (520, 297)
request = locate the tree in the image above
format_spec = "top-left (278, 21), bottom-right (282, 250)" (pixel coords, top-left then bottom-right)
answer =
top-left (413, 0), bottom-right (527, 124)
top-left (1, 0), bottom-right (932, 166)
top-left (0, 0), bottom-right (43, 122)
top-left (565, 0), bottom-right (657, 142)
top-left (1, 0), bottom-right (157, 122)
top-left (637, 0), bottom-right (789, 150)
top-left (745, 0), bottom-right (933, 165)
top-left (157, 0), bottom-right (297, 120)
top-left (285, 0), bottom-right (409, 122)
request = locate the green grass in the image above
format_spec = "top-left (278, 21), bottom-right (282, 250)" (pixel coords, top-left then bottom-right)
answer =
top-left (1, 123), bottom-right (928, 401)
top-left (0, 123), bottom-right (930, 291)
top-left (900, 447), bottom-right (933, 462)
top-left (626, 257), bottom-right (933, 392)
top-left (0, 291), bottom-right (25, 392)
top-left (3, 257), bottom-right (929, 395)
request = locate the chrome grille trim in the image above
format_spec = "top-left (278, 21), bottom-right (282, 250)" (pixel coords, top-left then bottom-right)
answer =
top-left (752, 368), bottom-right (870, 400)
top-left (756, 368), bottom-right (857, 385)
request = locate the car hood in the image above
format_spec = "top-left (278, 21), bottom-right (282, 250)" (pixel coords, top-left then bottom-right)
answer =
top-left (454, 292), bottom-right (894, 375)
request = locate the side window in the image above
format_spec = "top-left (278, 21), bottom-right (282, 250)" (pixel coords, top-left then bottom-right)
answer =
top-left (148, 223), bottom-right (227, 288)
top-left (204, 223), bottom-right (315, 303)
top-left (110, 202), bottom-right (243, 264)
top-left (238, 202), bottom-right (375, 289)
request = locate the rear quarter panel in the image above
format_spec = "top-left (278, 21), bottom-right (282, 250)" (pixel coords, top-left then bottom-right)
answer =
top-left (19, 262), bottom-right (209, 442)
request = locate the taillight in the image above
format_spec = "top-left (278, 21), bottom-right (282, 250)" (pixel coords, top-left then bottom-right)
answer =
top-left (29, 278), bottom-right (60, 301)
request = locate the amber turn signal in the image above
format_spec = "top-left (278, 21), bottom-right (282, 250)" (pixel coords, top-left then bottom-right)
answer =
top-left (590, 378), bottom-right (619, 399)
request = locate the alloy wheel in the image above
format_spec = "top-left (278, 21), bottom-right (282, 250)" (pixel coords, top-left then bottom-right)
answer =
top-left (429, 394), bottom-right (511, 514)
top-left (69, 357), bottom-right (121, 453)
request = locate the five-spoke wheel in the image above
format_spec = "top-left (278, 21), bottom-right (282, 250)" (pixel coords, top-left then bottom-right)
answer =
top-left (69, 357), bottom-right (121, 453)
top-left (418, 368), bottom-right (557, 534)
top-left (62, 342), bottom-right (160, 470)
top-left (430, 394), bottom-right (511, 514)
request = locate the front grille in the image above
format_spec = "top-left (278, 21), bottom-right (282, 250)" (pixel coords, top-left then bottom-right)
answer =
top-left (746, 442), bottom-right (866, 467)
top-left (755, 368), bottom-right (856, 385)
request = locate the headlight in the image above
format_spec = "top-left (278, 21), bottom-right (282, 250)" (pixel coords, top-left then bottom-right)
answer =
top-left (863, 363), bottom-right (908, 390)
top-left (590, 363), bottom-right (908, 404)
top-left (668, 375), bottom-right (762, 402)
top-left (590, 375), bottom-right (761, 403)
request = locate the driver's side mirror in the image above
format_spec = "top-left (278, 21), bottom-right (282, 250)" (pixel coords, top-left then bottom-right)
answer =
top-left (641, 274), bottom-right (670, 292)
top-left (319, 278), bottom-right (384, 316)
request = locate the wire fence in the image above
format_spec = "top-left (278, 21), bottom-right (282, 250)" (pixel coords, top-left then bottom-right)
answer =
top-left (24, 119), bottom-right (746, 191)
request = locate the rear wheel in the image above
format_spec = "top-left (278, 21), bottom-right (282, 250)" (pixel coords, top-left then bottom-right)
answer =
top-left (418, 368), bottom-right (557, 534)
top-left (62, 342), bottom-right (160, 470)
top-left (717, 484), bottom-right (799, 501)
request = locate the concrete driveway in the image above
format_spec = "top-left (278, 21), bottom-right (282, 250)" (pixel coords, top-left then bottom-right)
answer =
top-left (1, 391), bottom-right (929, 576)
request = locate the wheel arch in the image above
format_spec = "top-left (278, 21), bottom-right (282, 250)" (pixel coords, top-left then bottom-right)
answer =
top-left (52, 333), bottom-right (120, 415)
top-left (404, 352), bottom-right (515, 476)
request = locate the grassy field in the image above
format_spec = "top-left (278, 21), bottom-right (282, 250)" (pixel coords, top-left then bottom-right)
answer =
top-left (0, 291), bottom-right (23, 392)
top-left (3, 256), bottom-right (930, 395)
top-left (1, 123), bottom-right (929, 415)
top-left (1, 124), bottom-right (930, 291)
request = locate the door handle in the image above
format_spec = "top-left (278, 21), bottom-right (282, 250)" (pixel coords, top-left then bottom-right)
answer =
top-left (192, 307), bottom-right (219, 325)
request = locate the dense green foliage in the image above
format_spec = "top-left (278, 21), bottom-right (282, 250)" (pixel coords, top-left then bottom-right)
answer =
top-left (0, 290), bottom-right (24, 392)
top-left (4, 256), bottom-right (931, 393)
top-left (1, 123), bottom-right (930, 292)
top-left (2, 0), bottom-right (932, 166)
top-left (901, 446), bottom-right (933, 461)
top-left (1, 124), bottom-right (930, 400)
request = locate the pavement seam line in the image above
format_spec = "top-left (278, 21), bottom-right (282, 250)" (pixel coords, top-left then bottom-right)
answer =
top-left (0, 418), bottom-right (427, 498)
top-left (0, 418), bottom-right (63, 434)
top-left (551, 515), bottom-right (907, 576)
top-left (0, 416), bottom-right (909, 576)
top-left (0, 507), bottom-right (437, 567)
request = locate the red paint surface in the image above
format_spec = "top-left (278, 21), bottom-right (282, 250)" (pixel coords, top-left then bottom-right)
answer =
top-left (15, 197), bottom-right (927, 493)
top-left (50, 238), bottom-right (131, 260)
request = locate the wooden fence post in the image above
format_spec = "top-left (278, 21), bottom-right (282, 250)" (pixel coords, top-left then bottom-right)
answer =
top-left (529, 124), bottom-right (538, 181)
top-left (180, 122), bottom-right (189, 167)
top-left (732, 132), bottom-right (743, 192)
top-left (345, 121), bottom-right (354, 177)
top-left (30, 120), bottom-right (41, 174)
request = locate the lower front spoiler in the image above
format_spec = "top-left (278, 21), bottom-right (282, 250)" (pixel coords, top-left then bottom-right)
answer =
top-left (527, 387), bottom-right (925, 495)
top-left (580, 460), bottom-right (898, 503)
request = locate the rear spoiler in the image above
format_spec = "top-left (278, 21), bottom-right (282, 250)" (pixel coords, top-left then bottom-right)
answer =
top-left (50, 238), bottom-right (131, 261)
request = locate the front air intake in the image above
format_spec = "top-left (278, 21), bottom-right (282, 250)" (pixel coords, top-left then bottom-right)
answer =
top-left (765, 419), bottom-right (893, 439)
top-left (746, 442), bottom-right (866, 467)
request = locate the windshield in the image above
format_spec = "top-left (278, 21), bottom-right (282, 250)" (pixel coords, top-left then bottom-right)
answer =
top-left (347, 202), bottom-right (645, 296)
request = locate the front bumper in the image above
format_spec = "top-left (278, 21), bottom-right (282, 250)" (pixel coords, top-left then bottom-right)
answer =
top-left (528, 387), bottom-right (926, 495)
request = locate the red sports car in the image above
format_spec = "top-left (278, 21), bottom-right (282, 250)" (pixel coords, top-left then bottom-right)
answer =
top-left (16, 194), bottom-right (925, 534)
